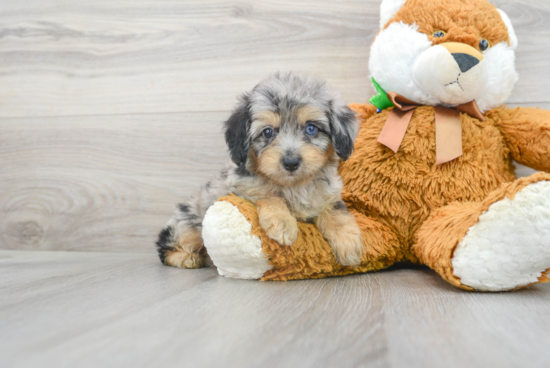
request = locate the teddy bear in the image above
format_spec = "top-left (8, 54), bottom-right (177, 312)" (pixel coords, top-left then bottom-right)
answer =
top-left (200, 0), bottom-right (550, 292)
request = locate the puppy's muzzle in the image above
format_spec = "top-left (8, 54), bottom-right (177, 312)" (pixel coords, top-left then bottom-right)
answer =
top-left (282, 156), bottom-right (302, 172)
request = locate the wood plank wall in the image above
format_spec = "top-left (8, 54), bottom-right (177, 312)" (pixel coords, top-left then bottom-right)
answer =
top-left (1, 0), bottom-right (548, 252)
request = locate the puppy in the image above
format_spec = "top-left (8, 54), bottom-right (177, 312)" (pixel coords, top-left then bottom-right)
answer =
top-left (156, 72), bottom-right (364, 269)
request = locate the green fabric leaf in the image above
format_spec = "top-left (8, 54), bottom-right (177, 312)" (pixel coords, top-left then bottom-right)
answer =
top-left (370, 78), bottom-right (395, 111)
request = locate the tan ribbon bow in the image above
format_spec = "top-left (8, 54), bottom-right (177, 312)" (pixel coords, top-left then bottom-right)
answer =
top-left (377, 92), bottom-right (485, 165)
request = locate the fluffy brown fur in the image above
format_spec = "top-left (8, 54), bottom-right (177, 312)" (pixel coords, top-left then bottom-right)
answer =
top-left (387, 0), bottom-right (511, 49)
top-left (497, 107), bottom-right (550, 172)
top-left (342, 104), bottom-right (517, 259)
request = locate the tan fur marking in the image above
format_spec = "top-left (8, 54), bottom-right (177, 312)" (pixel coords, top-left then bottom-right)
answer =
top-left (257, 145), bottom-right (285, 181)
top-left (255, 110), bottom-right (281, 128)
top-left (257, 197), bottom-right (299, 246)
top-left (440, 42), bottom-right (484, 61)
top-left (165, 229), bottom-right (205, 269)
top-left (178, 229), bottom-right (203, 252)
top-left (296, 105), bottom-right (326, 125)
top-left (250, 111), bottom-right (281, 141)
top-left (301, 144), bottom-right (329, 171)
top-left (316, 205), bottom-right (364, 266)
top-left (246, 148), bottom-right (259, 174)
top-left (325, 145), bottom-right (335, 159)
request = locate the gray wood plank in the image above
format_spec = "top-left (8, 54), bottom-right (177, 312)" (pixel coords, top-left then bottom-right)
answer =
top-left (0, 0), bottom-right (549, 118)
top-left (0, 112), bottom-right (228, 251)
top-left (0, 0), bottom-right (375, 118)
top-left (501, 0), bottom-right (550, 105)
top-left (1, 250), bottom-right (549, 368)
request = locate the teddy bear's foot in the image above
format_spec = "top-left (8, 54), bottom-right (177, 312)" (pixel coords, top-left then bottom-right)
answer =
top-left (202, 200), bottom-right (272, 279)
top-left (452, 180), bottom-right (550, 292)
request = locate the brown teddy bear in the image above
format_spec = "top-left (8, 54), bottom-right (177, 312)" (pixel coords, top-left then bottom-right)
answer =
top-left (201, 0), bottom-right (550, 292)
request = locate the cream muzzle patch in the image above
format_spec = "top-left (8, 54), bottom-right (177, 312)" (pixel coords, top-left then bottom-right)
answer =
top-left (413, 42), bottom-right (488, 105)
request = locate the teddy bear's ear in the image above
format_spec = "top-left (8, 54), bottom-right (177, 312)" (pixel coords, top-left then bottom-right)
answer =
top-left (497, 9), bottom-right (518, 50)
top-left (380, 0), bottom-right (408, 29)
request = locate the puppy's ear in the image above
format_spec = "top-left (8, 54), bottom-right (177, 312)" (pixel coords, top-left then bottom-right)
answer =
top-left (224, 94), bottom-right (252, 166)
top-left (327, 102), bottom-right (358, 161)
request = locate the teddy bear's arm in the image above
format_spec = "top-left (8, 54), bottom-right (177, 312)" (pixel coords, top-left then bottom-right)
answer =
top-left (494, 107), bottom-right (550, 172)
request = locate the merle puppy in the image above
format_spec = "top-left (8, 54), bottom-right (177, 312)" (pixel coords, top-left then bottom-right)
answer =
top-left (156, 72), bottom-right (364, 269)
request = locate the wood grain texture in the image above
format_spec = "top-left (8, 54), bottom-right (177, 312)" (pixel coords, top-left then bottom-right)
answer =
top-left (0, 0), bottom-right (549, 118)
top-left (0, 112), bottom-right (228, 251)
top-left (0, 0), bottom-right (549, 252)
top-left (0, 0), bottom-right (375, 118)
top-left (1, 250), bottom-right (549, 368)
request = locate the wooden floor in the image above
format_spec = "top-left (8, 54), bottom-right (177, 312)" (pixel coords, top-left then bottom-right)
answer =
top-left (0, 250), bottom-right (549, 368)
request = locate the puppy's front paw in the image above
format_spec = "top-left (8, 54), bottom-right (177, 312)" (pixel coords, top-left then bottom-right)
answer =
top-left (327, 223), bottom-right (364, 267)
top-left (330, 230), bottom-right (364, 266)
top-left (258, 210), bottom-right (299, 246)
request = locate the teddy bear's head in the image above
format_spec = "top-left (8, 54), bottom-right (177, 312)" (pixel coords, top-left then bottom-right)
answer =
top-left (370, 0), bottom-right (519, 112)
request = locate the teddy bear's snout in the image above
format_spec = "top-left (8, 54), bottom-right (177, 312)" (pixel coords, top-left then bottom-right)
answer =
top-left (452, 53), bottom-right (479, 73)
top-left (440, 42), bottom-right (484, 73)
top-left (412, 42), bottom-right (488, 105)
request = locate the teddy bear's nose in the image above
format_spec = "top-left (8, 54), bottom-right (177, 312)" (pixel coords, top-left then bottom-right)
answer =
top-left (452, 53), bottom-right (480, 73)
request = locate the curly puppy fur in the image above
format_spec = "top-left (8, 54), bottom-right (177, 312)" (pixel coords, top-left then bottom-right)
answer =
top-left (156, 72), bottom-right (363, 268)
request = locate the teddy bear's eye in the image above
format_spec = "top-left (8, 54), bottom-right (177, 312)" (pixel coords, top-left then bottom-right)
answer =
top-left (433, 30), bottom-right (446, 38)
top-left (479, 39), bottom-right (490, 52)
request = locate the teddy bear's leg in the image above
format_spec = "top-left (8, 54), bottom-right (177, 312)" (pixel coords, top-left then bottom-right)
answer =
top-left (414, 173), bottom-right (550, 292)
top-left (202, 195), bottom-right (401, 281)
top-left (201, 199), bottom-right (273, 280)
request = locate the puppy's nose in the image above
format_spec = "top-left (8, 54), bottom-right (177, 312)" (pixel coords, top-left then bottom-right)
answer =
top-left (282, 156), bottom-right (301, 172)
top-left (452, 53), bottom-right (480, 73)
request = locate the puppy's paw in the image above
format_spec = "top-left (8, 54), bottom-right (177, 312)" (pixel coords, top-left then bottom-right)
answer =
top-left (164, 248), bottom-right (206, 269)
top-left (258, 209), bottom-right (299, 246)
top-left (257, 198), bottom-right (299, 246)
top-left (157, 226), bottom-right (206, 269)
top-left (327, 223), bottom-right (364, 267)
top-left (261, 215), bottom-right (299, 246)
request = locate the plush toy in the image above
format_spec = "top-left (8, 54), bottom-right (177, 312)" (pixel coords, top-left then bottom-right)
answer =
top-left (201, 0), bottom-right (550, 292)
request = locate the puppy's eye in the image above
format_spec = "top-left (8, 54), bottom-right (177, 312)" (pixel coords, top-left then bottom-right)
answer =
top-left (433, 30), bottom-right (446, 38)
top-left (262, 128), bottom-right (273, 139)
top-left (479, 39), bottom-right (490, 52)
top-left (305, 124), bottom-right (318, 136)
